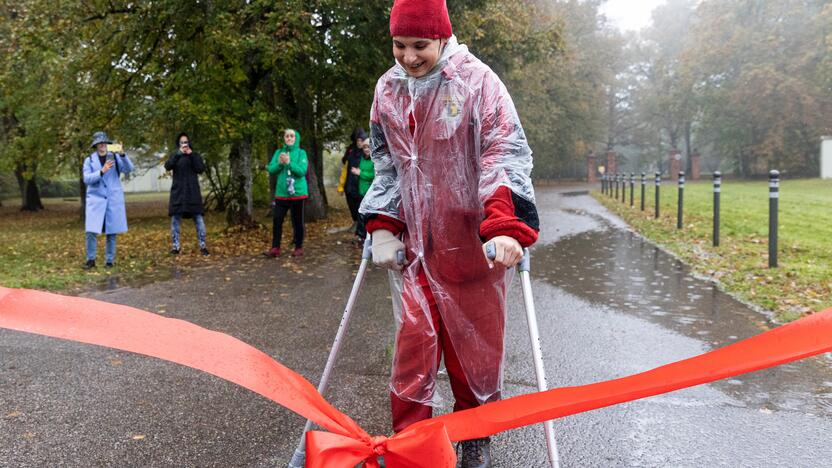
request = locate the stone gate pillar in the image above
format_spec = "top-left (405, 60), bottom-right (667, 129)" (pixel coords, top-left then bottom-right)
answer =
top-left (691, 149), bottom-right (701, 180)
top-left (669, 149), bottom-right (682, 181)
top-left (587, 152), bottom-right (597, 183)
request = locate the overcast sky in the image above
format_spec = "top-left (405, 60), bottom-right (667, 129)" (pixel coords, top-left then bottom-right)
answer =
top-left (599, 0), bottom-right (666, 32)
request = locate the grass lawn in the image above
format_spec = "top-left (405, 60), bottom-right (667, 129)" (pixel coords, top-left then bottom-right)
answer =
top-left (0, 190), bottom-right (352, 293)
top-left (594, 178), bottom-right (832, 321)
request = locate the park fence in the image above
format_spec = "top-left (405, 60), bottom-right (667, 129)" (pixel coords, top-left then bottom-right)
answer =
top-left (600, 170), bottom-right (782, 269)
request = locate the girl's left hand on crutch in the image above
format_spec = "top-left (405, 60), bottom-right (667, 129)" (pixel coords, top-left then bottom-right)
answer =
top-left (483, 236), bottom-right (522, 269)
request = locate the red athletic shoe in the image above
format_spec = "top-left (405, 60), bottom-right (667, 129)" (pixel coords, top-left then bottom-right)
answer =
top-left (262, 247), bottom-right (280, 258)
top-left (291, 247), bottom-right (304, 257)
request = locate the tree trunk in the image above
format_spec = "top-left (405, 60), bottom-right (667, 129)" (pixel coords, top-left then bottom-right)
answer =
top-left (684, 121), bottom-right (693, 174)
top-left (738, 149), bottom-right (750, 178)
top-left (266, 136), bottom-right (278, 216)
top-left (304, 156), bottom-right (326, 221)
top-left (79, 158), bottom-right (88, 220)
top-left (226, 138), bottom-right (255, 226)
top-left (204, 160), bottom-right (229, 212)
top-left (312, 89), bottom-right (329, 214)
top-left (15, 164), bottom-right (26, 201)
top-left (16, 163), bottom-right (44, 212)
top-left (296, 93), bottom-right (326, 221)
top-left (22, 178), bottom-right (44, 212)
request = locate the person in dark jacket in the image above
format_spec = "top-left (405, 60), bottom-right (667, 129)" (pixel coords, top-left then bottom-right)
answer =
top-left (165, 133), bottom-right (209, 256)
top-left (337, 127), bottom-right (367, 243)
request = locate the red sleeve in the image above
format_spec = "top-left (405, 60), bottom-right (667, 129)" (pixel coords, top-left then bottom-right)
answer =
top-left (366, 214), bottom-right (406, 237)
top-left (479, 186), bottom-right (539, 248)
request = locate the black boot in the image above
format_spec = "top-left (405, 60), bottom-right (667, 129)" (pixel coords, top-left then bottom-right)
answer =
top-left (459, 437), bottom-right (491, 468)
top-left (83, 260), bottom-right (96, 270)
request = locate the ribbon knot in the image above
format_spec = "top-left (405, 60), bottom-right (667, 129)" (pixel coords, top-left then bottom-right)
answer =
top-left (370, 436), bottom-right (388, 457)
top-left (305, 420), bottom-right (456, 467)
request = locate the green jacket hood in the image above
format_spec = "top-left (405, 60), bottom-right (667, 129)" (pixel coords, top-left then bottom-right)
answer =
top-left (281, 129), bottom-right (301, 152)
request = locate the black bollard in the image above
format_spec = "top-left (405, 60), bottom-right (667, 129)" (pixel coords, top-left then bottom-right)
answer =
top-left (615, 173), bottom-right (619, 200)
top-left (654, 172), bottom-right (661, 219)
top-left (601, 174), bottom-right (605, 195)
top-left (630, 173), bottom-right (635, 207)
top-left (677, 171), bottom-right (685, 229)
top-left (640, 173), bottom-right (646, 211)
top-left (769, 170), bottom-right (780, 268)
top-left (621, 172), bottom-right (627, 203)
top-left (713, 172), bottom-right (721, 247)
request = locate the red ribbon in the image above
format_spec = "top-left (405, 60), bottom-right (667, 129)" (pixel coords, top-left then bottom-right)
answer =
top-left (1, 286), bottom-right (831, 467)
top-left (305, 421), bottom-right (455, 468)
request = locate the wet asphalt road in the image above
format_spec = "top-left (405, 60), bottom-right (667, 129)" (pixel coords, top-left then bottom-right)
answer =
top-left (2, 186), bottom-right (832, 467)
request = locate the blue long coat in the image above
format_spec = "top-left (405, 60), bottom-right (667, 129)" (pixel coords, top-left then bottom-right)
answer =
top-left (83, 152), bottom-right (135, 234)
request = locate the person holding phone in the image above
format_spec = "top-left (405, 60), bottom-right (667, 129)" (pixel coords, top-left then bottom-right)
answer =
top-left (165, 133), bottom-right (209, 256)
top-left (82, 131), bottom-right (135, 269)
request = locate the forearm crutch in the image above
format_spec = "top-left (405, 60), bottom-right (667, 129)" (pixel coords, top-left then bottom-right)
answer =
top-left (487, 243), bottom-right (561, 468)
top-left (288, 237), bottom-right (375, 468)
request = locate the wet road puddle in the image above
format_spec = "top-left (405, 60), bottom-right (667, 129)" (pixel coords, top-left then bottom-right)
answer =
top-left (533, 209), bottom-right (832, 416)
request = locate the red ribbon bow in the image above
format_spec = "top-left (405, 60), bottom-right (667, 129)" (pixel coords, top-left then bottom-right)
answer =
top-left (305, 421), bottom-right (455, 468)
top-left (2, 286), bottom-right (831, 467)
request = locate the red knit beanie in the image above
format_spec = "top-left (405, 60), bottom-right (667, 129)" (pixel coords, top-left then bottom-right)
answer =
top-left (389, 0), bottom-right (453, 39)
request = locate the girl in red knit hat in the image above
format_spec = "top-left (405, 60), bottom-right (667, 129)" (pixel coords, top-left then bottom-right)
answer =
top-left (359, 1), bottom-right (539, 465)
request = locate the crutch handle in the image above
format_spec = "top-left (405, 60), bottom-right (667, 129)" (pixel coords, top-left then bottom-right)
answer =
top-left (485, 241), bottom-right (497, 260)
top-left (485, 242), bottom-right (531, 272)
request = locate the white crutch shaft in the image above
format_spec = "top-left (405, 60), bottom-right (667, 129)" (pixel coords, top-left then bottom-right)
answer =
top-left (485, 243), bottom-right (560, 467)
top-left (520, 266), bottom-right (560, 468)
top-left (288, 237), bottom-right (373, 467)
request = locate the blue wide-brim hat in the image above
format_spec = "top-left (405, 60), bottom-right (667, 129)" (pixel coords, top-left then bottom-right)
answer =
top-left (90, 131), bottom-right (112, 148)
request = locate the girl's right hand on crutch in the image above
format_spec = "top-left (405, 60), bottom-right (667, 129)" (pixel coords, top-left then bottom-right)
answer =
top-left (371, 229), bottom-right (405, 271)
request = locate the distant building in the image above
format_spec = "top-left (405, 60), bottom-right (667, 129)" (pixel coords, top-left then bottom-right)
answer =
top-left (123, 163), bottom-right (172, 193)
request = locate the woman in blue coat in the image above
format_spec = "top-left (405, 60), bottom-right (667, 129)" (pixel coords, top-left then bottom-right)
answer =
top-left (82, 131), bottom-right (134, 269)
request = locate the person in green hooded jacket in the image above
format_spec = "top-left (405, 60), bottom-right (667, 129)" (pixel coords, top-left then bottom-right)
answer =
top-left (264, 129), bottom-right (308, 258)
top-left (354, 140), bottom-right (375, 243)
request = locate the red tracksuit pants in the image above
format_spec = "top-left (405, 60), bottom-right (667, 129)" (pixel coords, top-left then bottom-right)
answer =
top-left (390, 270), bottom-right (491, 433)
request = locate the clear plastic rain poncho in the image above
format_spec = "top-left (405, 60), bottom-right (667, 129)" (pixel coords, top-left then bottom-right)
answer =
top-left (359, 36), bottom-right (535, 405)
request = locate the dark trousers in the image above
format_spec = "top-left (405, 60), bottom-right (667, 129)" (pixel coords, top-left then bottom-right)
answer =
top-left (272, 199), bottom-right (304, 248)
top-left (346, 193), bottom-right (362, 222)
top-left (354, 195), bottom-right (367, 240)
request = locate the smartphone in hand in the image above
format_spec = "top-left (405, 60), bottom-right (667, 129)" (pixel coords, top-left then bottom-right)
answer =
top-left (107, 143), bottom-right (123, 154)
